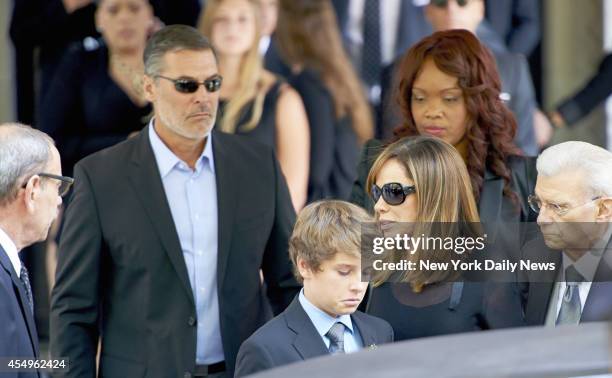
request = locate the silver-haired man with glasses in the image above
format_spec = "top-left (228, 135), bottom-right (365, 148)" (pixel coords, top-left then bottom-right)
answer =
top-left (522, 141), bottom-right (612, 326)
top-left (0, 123), bottom-right (72, 374)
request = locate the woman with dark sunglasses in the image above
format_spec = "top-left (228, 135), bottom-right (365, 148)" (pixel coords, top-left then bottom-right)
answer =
top-left (351, 30), bottom-right (535, 340)
top-left (364, 136), bottom-right (525, 341)
top-left (39, 0), bottom-right (155, 177)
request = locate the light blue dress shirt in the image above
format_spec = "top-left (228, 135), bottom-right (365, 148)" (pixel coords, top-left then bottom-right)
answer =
top-left (149, 123), bottom-right (224, 364)
top-left (298, 289), bottom-right (363, 353)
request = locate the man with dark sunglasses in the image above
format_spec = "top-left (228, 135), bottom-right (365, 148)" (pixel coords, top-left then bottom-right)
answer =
top-left (50, 25), bottom-right (299, 378)
top-left (0, 123), bottom-right (68, 377)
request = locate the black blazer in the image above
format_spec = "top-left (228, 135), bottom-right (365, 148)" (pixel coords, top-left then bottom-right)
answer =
top-left (288, 69), bottom-right (360, 202)
top-left (521, 236), bottom-right (612, 326)
top-left (234, 296), bottom-right (394, 377)
top-left (0, 246), bottom-right (40, 378)
top-left (349, 139), bottom-right (538, 225)
top-left (50, 127), bottom-right (300, 377)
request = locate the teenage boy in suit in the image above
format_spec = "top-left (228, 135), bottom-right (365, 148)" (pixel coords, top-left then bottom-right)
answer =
top-left (235, 200), bottom-right (394, 377)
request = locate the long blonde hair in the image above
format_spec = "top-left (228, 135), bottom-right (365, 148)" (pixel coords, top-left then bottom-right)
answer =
top-left (275, 0), bottom-right (373, 143)
top-left (366, 136), bottom-right (481, 287)
top-left (198, 0), bottom-right (267, 133)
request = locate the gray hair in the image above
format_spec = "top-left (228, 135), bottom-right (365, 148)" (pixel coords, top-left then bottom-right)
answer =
top-left (537, 141), bottom-right (612, 197)
top-left (143, 25), bottom-right (216, 77)
top-left (0, 123), bottom-right (55, 206)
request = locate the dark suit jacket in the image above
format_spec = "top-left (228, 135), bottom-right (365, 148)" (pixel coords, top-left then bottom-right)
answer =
top-left (234, 296), bottom-right (394, 377)
top-left (484, 0), bottom-right (541, 56)
top-left (50, 127), bottom-right (300, 377)
top-left (0, 246), bottom-right (40, 378)
top-left (331, 0), bottom-right (430, 77)
top-left (521, 235), bottom-right (612, 325)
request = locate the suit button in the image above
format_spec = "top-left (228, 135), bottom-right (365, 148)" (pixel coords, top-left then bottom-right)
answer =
top-left (184, 373), bottom-right (192, 378)
top-left (188, 316), bottom-right (196, 326)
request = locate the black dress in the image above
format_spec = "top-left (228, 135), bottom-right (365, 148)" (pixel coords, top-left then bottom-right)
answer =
top-left (289, 69), bottom-right (359, 202)
top-left (216, 79), bottom-right (284, 150)
top-left (366, 281), bottom-right (525, 341)
top-left (39, 41), bottom-right (151, 176)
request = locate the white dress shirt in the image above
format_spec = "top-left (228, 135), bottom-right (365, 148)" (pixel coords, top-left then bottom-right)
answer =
top-left (0, 226), bottom-right (21, 277)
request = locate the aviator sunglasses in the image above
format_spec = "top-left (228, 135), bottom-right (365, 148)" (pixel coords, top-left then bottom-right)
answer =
top-left (371, 183), bottom-right (416, 206)
top-left (430, 0), bottom-right (471, 7)
top-left (156, 74), bottom-right (223, 94)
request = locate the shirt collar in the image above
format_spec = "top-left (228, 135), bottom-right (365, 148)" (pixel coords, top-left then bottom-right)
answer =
top-left (148, 119), bottom-right (215, 178)
top-left (298, 289), bottom-right (354, 337)
top-left (0, 226), bottom-right (21, 277)
top-left (562, 226), bottom-right (612, 281)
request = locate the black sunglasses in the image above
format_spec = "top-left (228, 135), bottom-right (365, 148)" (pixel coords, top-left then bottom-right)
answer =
top-left (431, 0), bottom-right (470, 7)
top-left (156, 74), bottom-right (223, 94)
top-left (371, 183), bottom-right (416, 206)
top-left (22, 172), bottom-right (74, 197)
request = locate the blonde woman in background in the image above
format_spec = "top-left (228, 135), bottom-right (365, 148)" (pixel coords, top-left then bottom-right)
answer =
top-left (199, 0), bottom-right (310, 211)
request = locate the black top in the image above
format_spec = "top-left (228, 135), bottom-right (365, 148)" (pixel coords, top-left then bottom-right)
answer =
top-left (367, 282), bottom-right (485, 341)
top-left (217, 79), bottom-right (284, 149)
top-left (39, 41), bottom-right (151, 176)
top-left (289, 69), bottom-right (360, 202)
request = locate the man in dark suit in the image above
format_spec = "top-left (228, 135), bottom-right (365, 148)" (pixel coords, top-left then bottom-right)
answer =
top-left (49, 25), bottom-right (300, 378)
top-left (521, 141), bottom-right (612, 326)
top-left (484, 0), bottom-right (540, 56)
top-left (235, 201), bottom-right (393, 377)
top-left (331, 0), bottom-right (428, 104)
top-left (379, 0), bottom-right (538, 156)
top-left (0, 123), bottom-right (71, 377)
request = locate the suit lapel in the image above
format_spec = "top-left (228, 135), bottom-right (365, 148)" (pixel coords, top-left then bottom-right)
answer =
top-left (524, 241), bottom-right (560, 325)
top-left (583, 236), bottom-right (612, 322)
top-left (351, 312), bottom-right (377, 348)
top-left (479, 169), bottom-right (504, 242)
top-left (0, 247), bottom-right (39, 356)
top-left (284, 297), bottom-right (329, 360)
top-left (211, 132), bottom-right (238, 287)
top-left (126, 126), bottom-right (194, 306)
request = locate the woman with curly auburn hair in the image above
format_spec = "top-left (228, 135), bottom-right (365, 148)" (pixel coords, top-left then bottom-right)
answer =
top-left (351, 29), bottom-right (537, 224)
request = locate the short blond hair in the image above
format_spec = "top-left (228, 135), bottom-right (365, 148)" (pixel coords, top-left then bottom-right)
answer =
top-left (289, 200), bottom-right (372, 283)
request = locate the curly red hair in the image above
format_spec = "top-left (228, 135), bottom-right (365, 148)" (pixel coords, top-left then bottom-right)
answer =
top-left (393, 29), bottom-right (521, 203)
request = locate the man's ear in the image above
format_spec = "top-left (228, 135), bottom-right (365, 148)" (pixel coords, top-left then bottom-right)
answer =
top-left (297, 257), bottom-right (313, 280)
top-left (596, 197), bottom-right (612, 221)
top-left (22, 175), bottom-right (41, 213)
top-left (143, 75), bottom-right (156, 103)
